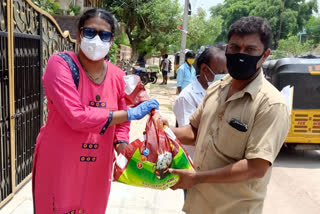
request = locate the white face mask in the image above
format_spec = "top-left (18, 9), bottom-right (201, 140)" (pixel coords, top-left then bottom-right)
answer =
top-left (204, 65), bottom-right (227, 86)
top-left (213, 74), bottom-right (227, 82)
top-left (204, 65), bottom-right (216, 86)
top-left (80, 35), bottom-right (111, 61)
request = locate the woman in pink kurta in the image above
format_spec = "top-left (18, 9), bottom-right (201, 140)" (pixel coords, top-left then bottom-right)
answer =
top-left (32, 8), bottom-right (159, 214)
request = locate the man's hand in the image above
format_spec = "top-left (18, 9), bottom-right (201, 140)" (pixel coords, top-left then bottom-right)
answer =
top-left (169, 168), bottom-right (198, 190)
top-left (177, 87), bottom-right (182, 94)
top-left (160, 116), bottom-right (169, 127)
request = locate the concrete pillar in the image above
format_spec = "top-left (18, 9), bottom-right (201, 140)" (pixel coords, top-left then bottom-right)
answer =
top-left (75, 0), bottom-right (85, 13)
top-left (57, 0), bottom-right (73, 15)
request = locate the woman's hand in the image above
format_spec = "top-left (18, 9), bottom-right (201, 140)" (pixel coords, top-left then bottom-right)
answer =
top-left (127, 99), bottom-right (159, 121)
top-left (115, 142), bottom-right (127, 155)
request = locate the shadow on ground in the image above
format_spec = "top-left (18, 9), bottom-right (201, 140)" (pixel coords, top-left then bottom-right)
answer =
top-left (274, 147), bottom-right (320, 169)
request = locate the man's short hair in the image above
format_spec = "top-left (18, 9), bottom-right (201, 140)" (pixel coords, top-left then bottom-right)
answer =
top-left (227, 16), bottom-right (273, 50)
top-left (195, 47), bottom-right (225, 73)
top-left (214, 43), bottom-right (227, 51)
top-left (185, 51), bottom-right (195, 59)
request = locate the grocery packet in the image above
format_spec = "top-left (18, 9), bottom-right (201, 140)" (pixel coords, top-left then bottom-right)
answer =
top-left (113, 110), bottom-right (194, 190)
top-left (123, 75), bottom-right (149, 107)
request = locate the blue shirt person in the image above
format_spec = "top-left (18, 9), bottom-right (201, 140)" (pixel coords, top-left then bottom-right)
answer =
top-left (176, 51), bottom-right (196, 94)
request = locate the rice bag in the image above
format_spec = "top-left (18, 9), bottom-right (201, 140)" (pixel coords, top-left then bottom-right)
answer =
top-left (124, 75), bottom-right (149, 107)
top-left (113, 111), bottom-right (194, 190)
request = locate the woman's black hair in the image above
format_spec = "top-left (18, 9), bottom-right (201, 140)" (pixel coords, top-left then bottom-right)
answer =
top-left (78, 8), bottom-right (115, 34)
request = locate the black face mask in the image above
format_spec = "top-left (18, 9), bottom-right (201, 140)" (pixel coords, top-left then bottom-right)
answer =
top-left (225, 52), bottom-right (264, 80)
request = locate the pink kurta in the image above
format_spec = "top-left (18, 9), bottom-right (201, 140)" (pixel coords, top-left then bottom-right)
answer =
top-left (32, 52), bottom-right (130, 214)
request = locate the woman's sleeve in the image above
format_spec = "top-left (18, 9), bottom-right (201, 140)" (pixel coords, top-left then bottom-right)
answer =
top-left (43, 54), bottom-right (112, 135)
top-left (113, 72), bottom-right (130, 144)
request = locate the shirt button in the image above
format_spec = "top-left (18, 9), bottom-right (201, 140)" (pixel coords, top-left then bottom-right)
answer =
top-left (79, 210), bottom-right (82, 213)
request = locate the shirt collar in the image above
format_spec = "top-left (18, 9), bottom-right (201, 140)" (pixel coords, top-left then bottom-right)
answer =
top-left (244, 70), bottom-right (264, 100)
top-left (184, 62), bottom-right (190, 68)
top-left (192, 79), bottom-right (205, 94)
top-left (219, 70), bottom-right (264, 101)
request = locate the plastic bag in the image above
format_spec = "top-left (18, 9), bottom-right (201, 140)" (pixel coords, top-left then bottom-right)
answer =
top-left (113, 110), bottom-right (194, 190)
top-left (124, 75), bottom-right (149, 107)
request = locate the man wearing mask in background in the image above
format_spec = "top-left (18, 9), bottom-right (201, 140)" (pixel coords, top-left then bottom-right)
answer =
top-left (137, 51), bottom-right (147, 68)
top-left (173, 46), bottom-right (228, 200)
top-left (167, 16), bottom-right (291, 214)
top-left (174, 46), bottom-right (227, 159)
top-left (176, 51), bottom-right (196, 94)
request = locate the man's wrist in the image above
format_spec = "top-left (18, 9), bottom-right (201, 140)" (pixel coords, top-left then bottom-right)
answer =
top-left (194, 171), bottom-right (205, 185)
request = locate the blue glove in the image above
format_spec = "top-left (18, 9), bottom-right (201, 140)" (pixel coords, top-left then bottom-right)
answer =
top-left (127, 98), bottom-right (159, 121)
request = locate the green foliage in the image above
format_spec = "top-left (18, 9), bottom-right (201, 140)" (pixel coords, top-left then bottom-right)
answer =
top-left (68, 4), bottom-right (81, 16)
top-left (305, 16), bottom-right (320, 44)
top-left (210, 0), bottom-right (318, 48)
top-left (148, 65), bottom-right (160, 70)
top-left (187, 8), bottom-right (222, 50)
top-left (32, 0), bottom-right (62, 15)
top-left (103, 0), bottom-right (182, 58)
top-left (115, 33), bottom-right (131, 47)
top-left (108, 43), bottom-right (118, 64)
top-left (272, 35), bottom-right (314, 59)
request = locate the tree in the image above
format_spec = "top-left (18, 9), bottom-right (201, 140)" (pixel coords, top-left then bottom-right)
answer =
top-left (103, 0), bottom-right (182, 60)
top-left (186, 8), bottom-right (223, 50)
top-left (210, 0), bottom-right (318, 49)
top-left (272, 35), bottom-right (314, 59)
top-left (32, 0), bottom-right (63, 14)
top-left (305, 16), bottom-right (320, 45)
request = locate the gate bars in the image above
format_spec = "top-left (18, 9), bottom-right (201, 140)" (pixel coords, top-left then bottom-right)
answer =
top-left (0, 0), bottom-right (77, 208)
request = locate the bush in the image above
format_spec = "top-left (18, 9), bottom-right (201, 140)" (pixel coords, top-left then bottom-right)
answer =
top-left (108, 43), bottom-right (118, 64)
top-left (32, 0), bottom-right (62, 15)
top-left (68, 4), bottom-right (81, 16)
top-left (272, 35), bottom-right (314, 59)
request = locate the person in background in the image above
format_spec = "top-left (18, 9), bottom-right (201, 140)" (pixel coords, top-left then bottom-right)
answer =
top-left (168, 16), bottom-right (291, 214)
top-left (176, 51), bottom-right (196, 94)
top-left (173, 46), bottom-right (228, 199)
top-left (160, 54), bottom-right (169, 85)
top-left (137, 51), bottom-right (147, 68)
top-left (32, 8), bottom-right (159, 214)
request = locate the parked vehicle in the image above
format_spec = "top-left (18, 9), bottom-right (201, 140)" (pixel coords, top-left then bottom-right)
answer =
top-left (133, 66), bottom-right (159, 85)
top-left (133, 66), bottom-right (149, 85)
top-left (263, 57), bottom-right (320, 150)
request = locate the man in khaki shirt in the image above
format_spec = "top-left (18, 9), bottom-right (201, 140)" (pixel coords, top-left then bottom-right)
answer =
top-left (168, 16), bottom-right (291, 214)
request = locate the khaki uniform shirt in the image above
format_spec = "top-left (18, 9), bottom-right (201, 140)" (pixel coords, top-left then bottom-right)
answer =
top-left (183, 71), bottom-right (291, 214)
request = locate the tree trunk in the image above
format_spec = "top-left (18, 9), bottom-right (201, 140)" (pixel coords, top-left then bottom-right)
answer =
top-left (125, 28), bottom-right (138, 63)
top-left (275, 0), bottom-right (286, 49)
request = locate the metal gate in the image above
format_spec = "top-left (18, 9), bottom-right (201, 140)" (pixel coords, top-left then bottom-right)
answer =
top-left (0, 24), bottom-right (11, 205)
top-left (0, 0), bottom-right (77, 207)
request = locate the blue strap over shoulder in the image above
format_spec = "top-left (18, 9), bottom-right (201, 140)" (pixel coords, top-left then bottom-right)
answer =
top-left (57, 52), bottom-right (80, 89)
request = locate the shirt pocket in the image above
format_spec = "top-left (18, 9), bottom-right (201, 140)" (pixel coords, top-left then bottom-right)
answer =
top-left (216, 118), bottom-right (248, 160)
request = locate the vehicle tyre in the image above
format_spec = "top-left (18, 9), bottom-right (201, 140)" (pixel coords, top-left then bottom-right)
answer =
top-left (140, 75), bottom-right (149, 85)
top-left (150, 75), bottom-right (157, 84)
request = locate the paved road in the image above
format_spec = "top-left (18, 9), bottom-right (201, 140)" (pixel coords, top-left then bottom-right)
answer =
top-left (263, 148), bottom-right (320, 214)
top-left (1, 76), bottom-right (320, 214)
